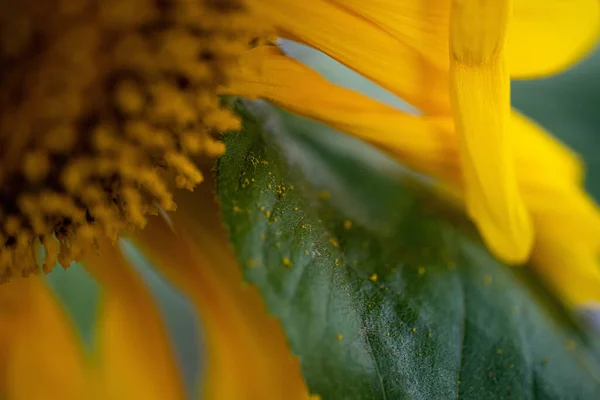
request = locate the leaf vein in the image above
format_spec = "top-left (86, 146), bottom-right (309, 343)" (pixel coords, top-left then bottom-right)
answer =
top-left (364, 330), bottom-right (388, 400)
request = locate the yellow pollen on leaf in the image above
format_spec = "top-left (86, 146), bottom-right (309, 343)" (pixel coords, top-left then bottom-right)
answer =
top-left (0, 0), bottom-right (260, 281)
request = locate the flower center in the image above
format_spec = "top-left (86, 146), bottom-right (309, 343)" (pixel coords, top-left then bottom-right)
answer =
top-left (0, 0), bottom-right (258, 280)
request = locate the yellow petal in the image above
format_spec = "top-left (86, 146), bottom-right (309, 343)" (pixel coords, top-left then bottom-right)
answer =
top-left (0, 277), bottom-right (87, 400)
top-left (325, 0), bottom-right (450, 71)
top-left (526, 189), bottom-right (600, 253)
top-left (250, 0), bottom-right (450, 114)
top-left (531, 205), bottom-right (600, 307)
top-left (450, 0), bottom-right (534, 263)
top-left (134, 182), bottom-right (316, 400)
top-left (509, 112), bottom-right (583, 187)
top-left (225, 46), bottom-right (459, 181)
top-left (83, 242), bottom-right (185, 400)
top-left (531, 228), bottom-right (600, 306)
top-left (508, 0), bottom-right (600, 78)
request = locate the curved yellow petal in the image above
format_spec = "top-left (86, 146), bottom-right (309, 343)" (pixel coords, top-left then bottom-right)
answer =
top-left (134, 182), bottom-right (316, 400)
top-left (325, 0), bottom-right (450, 72)
top-left (250, 0), bottom-right (450, 114)
top-left (83, 242), bottom-right (185, 400)
top-left (450, 0), bottom-right (534, 263)
top-left (509, 0), bottom-right (600, 78)
top-left (225, 46), bottom-right (459, 181)
top-left (0, 277), bottom-right (86, 400)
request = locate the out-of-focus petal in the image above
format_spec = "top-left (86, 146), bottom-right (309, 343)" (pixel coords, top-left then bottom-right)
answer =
top-left (509, 112), bottom-right (583, 186)
top-left (450, 0), bottom-right (533, 263)
top-left (84, 242), bottom-right (186, 400)
top-left (0, 277), bottom-right (86, 400)
top-left (531, 229), bottom-right (600, 306)
top-left (528, 189), bottom-right (600, 307)
top-left (134, 182), bottom-right (317, 400)
top-left (249, 0), bottom-right (450, 114)
top-left (508, 0), bottom-right (600, 78)
top-left (527, 189), bottom-right (600, 255)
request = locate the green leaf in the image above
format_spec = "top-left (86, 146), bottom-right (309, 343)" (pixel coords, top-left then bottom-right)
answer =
top-left (217, 103), bottom-right (600, 399)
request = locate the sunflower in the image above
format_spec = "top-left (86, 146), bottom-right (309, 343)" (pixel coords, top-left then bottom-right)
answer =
top-left (0, 0), bottom-right (599, 397)
top-left (224, 0), bottom-right (600, 306)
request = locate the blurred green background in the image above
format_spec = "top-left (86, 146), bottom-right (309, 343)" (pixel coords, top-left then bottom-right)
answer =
top-left (46, 44), bottom-right (600, 397)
